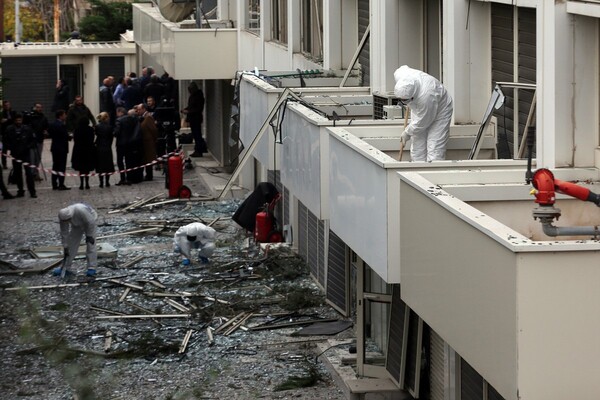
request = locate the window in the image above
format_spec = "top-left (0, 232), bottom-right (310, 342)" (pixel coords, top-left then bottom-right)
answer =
top-left (271, 0), bottom-right (288, 44)
top-left (300, 0), bottom-right (323, 61)
top-left (245, 0), bottom-right (260, 34)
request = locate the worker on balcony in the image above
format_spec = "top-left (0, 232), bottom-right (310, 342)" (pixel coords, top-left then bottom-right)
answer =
top-left (173, 222), bottom-right (216, 266)
top-left (394, 65), bottom-right (453, 162)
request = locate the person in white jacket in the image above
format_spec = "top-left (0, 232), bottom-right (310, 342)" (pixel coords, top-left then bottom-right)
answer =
top-left (173, 222), bottom-right (216, 265)
top-left (393, 65), bottom-right (453, 162)
top-left (54, 203), bottom-right (98, 277)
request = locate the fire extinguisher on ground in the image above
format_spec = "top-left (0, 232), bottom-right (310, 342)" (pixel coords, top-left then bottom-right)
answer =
top-left (254, 193), bottom-right (283, 243)
top-left (165, 150), bottom-right (191, 198)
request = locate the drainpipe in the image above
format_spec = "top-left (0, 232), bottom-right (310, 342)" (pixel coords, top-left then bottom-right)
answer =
top-left (531, 168), bottom-right (600, 238)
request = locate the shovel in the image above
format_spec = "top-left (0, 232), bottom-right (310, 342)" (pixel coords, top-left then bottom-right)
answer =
top-left (398, 106), bottom-right (409, 161)
top-left (59, 254), bottom-right (68, 280)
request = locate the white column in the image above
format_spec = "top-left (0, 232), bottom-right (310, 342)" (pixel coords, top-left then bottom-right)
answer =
top-left (442, 0), bottom-right (491, 124)
top-left (323, 0), bottom-right (342, 70)
top-left (340, 0), bottom-right (358, 70)
top-left (536, 0), bottom-right (557, 169)
top-left (370, 0), bottom-right (399, 93)
top-left (288, 0), bottom-right (301, 66)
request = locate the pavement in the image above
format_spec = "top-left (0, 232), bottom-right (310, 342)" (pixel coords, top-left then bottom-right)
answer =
top-left (0, 139), bottom-right (245, 240)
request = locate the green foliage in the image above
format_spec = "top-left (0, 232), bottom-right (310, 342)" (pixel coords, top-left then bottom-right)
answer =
top-left (78, 0), bottom-right (133, 41)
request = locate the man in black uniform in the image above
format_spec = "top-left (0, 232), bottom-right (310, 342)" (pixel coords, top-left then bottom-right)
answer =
top-left (4, 114), bottom-right (37, 198)
top-left (48, 110), bottom-right (71, 190)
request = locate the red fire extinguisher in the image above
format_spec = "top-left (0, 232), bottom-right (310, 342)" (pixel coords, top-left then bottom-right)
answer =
top-left (167, 153), bottom-right (184, 198)
top-left (254, 193), bottom-right (283, 243)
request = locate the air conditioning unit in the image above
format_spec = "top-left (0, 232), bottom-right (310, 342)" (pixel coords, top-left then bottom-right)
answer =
top-left (383, 105), bottom-right (404, 120)
top-left (373, 92), bottom-right (403, 119)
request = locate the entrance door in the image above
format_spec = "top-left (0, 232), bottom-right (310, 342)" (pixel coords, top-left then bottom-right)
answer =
top-left (60, 64), bottom-right (82, 105)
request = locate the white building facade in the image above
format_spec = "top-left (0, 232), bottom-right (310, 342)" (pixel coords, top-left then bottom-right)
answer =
top-left (133, 1), bottom-right (600, 399)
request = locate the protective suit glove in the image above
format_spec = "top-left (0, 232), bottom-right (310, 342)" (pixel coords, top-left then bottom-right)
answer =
top-left (400, 131), bottom-right (411, 146)
top-left (182, 258), bottom-right (191, 266)
top-left (199, 256), bottom-right (210, 264)
top-left (85, 236), bottom-right (95, 245)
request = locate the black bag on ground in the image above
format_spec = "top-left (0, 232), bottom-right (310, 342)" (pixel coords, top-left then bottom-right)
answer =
top-left (232, 182), bottom-right (279, 232)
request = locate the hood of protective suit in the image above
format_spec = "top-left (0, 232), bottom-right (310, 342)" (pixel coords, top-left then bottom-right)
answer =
top-left (394, 79), bottom-right (417, 100)
top-left (393, 65), bottom-right (420, 101)
top-left (186, 225), bottom-right (199, 237)
top-left (58, 207), bottom-right (74, 221)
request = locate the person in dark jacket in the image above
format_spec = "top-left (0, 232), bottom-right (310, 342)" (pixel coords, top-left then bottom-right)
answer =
top-left (137, 104), bottom-right (158, 181)
top-left (25, 103), bottom-right (49, 182)
top-left (113, 107), bottom-right (136, 185)
top-left (72, 118), bottom-right (96, 190)
top-left (94, 112), bottom-right (115, 188)
top-left (48, 110), bottom-right (71, 190)
top-left (52, 79), bottom-right (70, 113)
top-left (122, 77), bottom-right (143, 111)
top-left (99, 76), bottom-right (116, 126)
top-left (143, 74), bottom-right (165, 105)
top-left (66, 95), bottom-right (96, 133)
top-left (182, 81), bottom-right (207, 157)
top-left (1, 100), bottom-right (17, 168)
top-left (3, 114), bottom-right (37, 198)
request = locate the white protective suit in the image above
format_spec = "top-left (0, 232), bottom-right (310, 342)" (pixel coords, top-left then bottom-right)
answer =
top-left (393, 65), bottom-right (453, 162)
top-left (173, 222), bottom-right (216, 261)
top-left (59, 203), bottom-right (98, 269)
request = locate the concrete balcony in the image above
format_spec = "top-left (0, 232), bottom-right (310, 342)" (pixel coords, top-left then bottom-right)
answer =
top-left (133, 3), bottom-right (237, 79)
top-left (398, 168), bottom-right (600, 400)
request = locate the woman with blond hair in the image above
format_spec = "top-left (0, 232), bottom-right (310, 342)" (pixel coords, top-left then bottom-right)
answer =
top-left (94, 112), bottom-right (114, 187)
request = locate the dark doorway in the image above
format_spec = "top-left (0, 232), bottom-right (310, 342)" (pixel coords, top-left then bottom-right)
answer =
top-left (60, 64), bottom-right (82, 105)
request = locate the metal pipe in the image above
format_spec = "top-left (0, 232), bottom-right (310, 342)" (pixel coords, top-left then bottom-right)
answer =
top-left (541, 222), bottom-right (600, 238)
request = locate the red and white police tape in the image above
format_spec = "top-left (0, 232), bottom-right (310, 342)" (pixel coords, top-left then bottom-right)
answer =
top-left (0, 150), bottom-right (185, 177)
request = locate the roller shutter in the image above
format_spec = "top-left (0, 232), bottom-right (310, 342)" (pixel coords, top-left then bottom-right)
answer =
top-left (491, 5), bottom-right (536, 159)
top-left (460, 358), bottom-right (483, 400)
top-left (99, 56), bottom-right (125, 83)
top-left (386, 284), bottom-right (408, 386)
top-left (326, 230), bottom-right (348, 315)
top-left (491, 3), bottom-right (514, 159)
top-left (429, 330), bottom-right (445, 400)
top-left (307, 208), bottom-right (319, 280)
top-left (298, 201), bottom-right (308, 262)
top-left (2, 56), bottom-right (57, 116)
top-left (357, 0), bottom-right (370, 86)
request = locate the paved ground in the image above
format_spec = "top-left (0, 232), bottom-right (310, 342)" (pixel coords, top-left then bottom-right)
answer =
top-left (0, 141), bottom-right (350, 400)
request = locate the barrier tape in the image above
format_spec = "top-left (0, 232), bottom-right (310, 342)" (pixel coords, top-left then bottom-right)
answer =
top-left (0, 150), bottom-right (186, 178)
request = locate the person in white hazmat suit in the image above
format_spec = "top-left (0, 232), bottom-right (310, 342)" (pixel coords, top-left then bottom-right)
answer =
top-left (54, 203), bottom-right (98, 277)
top-left (173, 222), bottom-right (216, 266)
top-left (393, 65), bottom-right (453, 162)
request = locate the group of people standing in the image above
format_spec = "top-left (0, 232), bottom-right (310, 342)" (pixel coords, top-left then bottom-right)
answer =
top-left (0, 66), bottom-right (207, 198)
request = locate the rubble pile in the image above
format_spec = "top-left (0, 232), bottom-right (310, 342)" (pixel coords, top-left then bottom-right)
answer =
top-left (0, 198), bottom-right (350, 399)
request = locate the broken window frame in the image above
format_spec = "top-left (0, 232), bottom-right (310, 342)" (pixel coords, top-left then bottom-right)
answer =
top-left (300, 0), bottom-right (323, 62)
top-left (270, 0), bottom-right (288, 45)
top-left (245, 0), bottom-right (261, 35)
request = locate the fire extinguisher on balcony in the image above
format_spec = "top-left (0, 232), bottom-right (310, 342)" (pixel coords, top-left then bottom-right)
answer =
top-left (254, 193), bottom-right (283, 243)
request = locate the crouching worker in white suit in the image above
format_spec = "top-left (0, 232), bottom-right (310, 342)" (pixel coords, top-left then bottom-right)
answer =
top-left (173, 222), bottom-right (216, 266)
top-left (54, 203), bottom-right (98, 277)
top-left (394, 65), bottom-right (453, 162)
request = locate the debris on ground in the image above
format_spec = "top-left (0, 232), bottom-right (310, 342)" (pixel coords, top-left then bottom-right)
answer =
top-left (0, 198), bottom-right (351, 399)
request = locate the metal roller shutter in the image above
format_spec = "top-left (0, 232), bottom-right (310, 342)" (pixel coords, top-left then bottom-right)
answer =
top-left (317, 219), bottom-right (325, 287)
top-left (357, 0), bottom-right (370, 86)
top-left (298, 202), bottom-right (308, 262)
top-left (460, 358), bottom-right (484, 400)
top-left (516, 8), bottom-right (536, 156)
top-left (386, 284), bottom-right (408, 386)
top-left (326, 230), bottom-right (348, 315)
top-left (491, 5), bottom-right (536, 159)
top-left (2, 57), bottom-right (57, 116)
top-left (99, 56), bottom-right (125, 83)
top-left (491, 3), bottom-right (514, 159)
top-left (429, 330), bottom-right (445, 400)
top-left (307, 208), bottom-right (319, 280)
